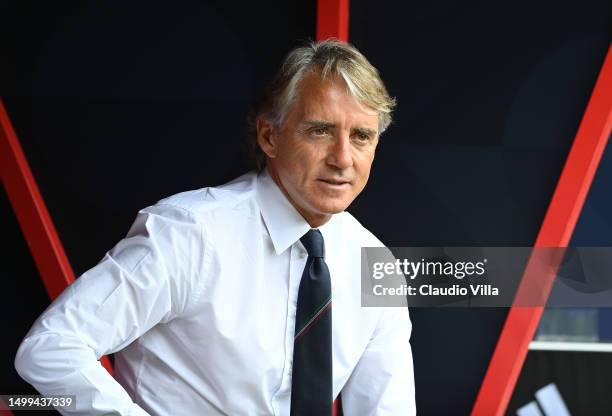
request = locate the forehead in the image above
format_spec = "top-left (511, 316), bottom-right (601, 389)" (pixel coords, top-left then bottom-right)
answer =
top-left (289, 72), bottom-right (379, 126)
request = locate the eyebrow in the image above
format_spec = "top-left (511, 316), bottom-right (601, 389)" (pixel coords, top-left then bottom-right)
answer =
top-left (301, 120), bottom-right (378, 136)
top-left (352, 127), bottom-right (377, 137)
top-left (301, 120), bottom-right (336, 129)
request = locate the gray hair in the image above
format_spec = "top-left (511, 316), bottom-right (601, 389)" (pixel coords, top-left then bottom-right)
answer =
top-left (247, 39), bottom-right (396, 170)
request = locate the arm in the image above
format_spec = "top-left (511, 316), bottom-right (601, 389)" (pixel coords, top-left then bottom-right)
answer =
top-left (14, 204), bottom-right (205, 415)
top-left (341, 306), bottom-right (416, 416)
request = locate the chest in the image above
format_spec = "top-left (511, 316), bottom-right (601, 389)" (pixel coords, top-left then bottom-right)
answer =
top-left (171, 235), bottom-right (380, 390)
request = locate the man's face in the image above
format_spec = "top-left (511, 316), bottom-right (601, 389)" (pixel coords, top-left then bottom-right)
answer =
top-left (258, 72), bottom-right (380, 227)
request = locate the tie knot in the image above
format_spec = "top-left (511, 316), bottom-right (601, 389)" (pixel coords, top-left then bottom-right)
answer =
top-left (300, 229), bottom-right (325, 258)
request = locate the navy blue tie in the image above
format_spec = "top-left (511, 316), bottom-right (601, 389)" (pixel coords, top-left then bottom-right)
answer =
top-left (290, 229), bottom-right (332, 415)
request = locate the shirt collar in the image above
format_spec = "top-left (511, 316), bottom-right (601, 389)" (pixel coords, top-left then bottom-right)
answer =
top-left (256, 168), bottom-right (327, 255)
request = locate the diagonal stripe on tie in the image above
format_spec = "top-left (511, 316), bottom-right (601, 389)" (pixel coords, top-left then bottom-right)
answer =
top-left (294, 296), bottom-right (332, 341)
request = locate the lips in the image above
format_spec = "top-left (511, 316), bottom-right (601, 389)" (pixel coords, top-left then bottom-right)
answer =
top-left (317, 178), bottom-right (352, 192)
top-left (318, 178), bottom-right (351, 185)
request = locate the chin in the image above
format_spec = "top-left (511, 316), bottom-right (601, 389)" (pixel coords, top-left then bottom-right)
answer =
top-left (312, 199), bottom-right (351, 215)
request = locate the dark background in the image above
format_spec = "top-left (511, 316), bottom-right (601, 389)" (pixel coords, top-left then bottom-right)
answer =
top-left (1, 1), bottom-right (611, 415)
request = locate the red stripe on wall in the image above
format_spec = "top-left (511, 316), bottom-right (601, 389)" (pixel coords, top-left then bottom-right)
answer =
top-left (472, 43), bottom-right (612, 415)
top-left (0, 99), bottom-right (75, 299)
top-left (0, 99), bottom-right (113, 374)
top-left (317, 0), bottom-right (349, 42)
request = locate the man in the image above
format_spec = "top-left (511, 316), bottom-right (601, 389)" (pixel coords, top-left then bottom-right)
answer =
top-left (15, 40), bottom-right (415, 415)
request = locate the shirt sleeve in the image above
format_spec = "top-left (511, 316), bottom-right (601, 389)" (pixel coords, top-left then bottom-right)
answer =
top-left (341, 305), bottom-right (416, 416)
top-left (14, 203), bottom-right (207, 416)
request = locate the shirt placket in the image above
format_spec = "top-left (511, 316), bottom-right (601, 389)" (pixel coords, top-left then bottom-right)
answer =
top-left (271, 243), bottom-right (308, 415)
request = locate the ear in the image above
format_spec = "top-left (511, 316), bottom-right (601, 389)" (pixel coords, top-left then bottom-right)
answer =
top-left (257, 118), bottom-right (279, 159)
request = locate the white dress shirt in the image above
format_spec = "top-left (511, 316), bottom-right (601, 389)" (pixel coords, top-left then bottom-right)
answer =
top-left (15, 169), bottom-right (415, 415)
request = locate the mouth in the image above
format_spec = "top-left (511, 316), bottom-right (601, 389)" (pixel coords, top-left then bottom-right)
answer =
top-left (317, 178), bottom-right (352, 189)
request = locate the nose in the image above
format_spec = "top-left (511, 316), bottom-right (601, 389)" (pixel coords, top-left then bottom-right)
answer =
top-left (326, 132), bottom-right (353, 170)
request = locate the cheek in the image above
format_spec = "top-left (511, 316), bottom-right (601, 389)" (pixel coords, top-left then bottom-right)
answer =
top-left (276, 142), bottom-right (315, 182)
top-left (282, 141), bottom-right (324, 170)
top-left (354, 149), bottom-right (376, 175)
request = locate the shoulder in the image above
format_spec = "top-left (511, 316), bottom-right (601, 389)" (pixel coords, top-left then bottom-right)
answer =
top-left (144, 172), bottom-right (259, 223)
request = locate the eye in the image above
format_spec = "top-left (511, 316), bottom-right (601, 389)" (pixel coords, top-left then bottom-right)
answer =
top-left (310, 127), bottom-right (330, 137)
top-left (353, 132), bottom-right (371, 142)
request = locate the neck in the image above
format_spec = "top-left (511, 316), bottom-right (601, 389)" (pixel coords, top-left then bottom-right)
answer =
top-left (265, 165), bottom-right (331, 228)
